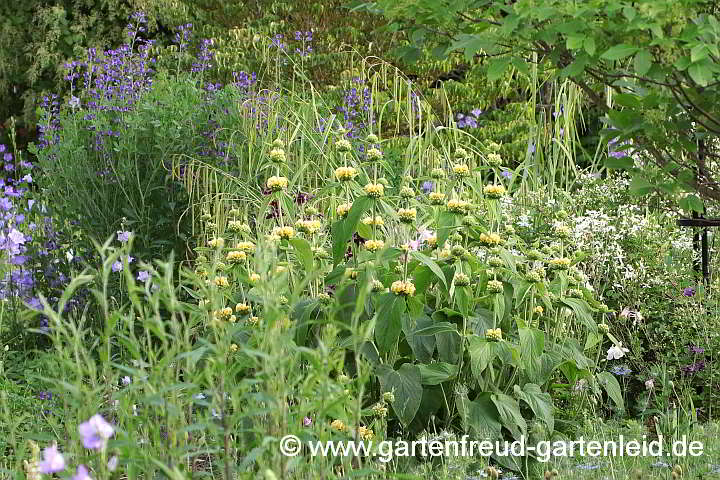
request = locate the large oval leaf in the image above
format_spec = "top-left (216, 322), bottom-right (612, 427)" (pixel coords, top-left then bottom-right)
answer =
top-left (377, 364), bottom-right (423, 427)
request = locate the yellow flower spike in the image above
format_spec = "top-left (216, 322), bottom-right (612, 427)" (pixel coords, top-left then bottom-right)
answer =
top-left (366, 147), bottom-right (383, 161)
top-left (364, 183), bottom-right (384, 198)
top-left (235, 303), bottom-right (251, 315)
top-left (429, 192), bottom-right (446, 205)
top-left (397, 207), bottom-right (417, 224)
top-left (391, 280), bottom-right (416, 296)
top-left (364, 239), bottom-right (385, 252)
top-left (357, 426), bottom-right (374, 441)
top-left (483, 184), bottom-right (506, 199)
top-left (271, 226), bottom-right (294, 240)
top-left (235, 241), bottom-right (255, 252)
top-left (330, 419), bottom-right (348, 432)
top-left (478, 232), bottom-right (504, 247)
top-left (336, 203), bottom-right (352, 218)
top-left (266, 176), bottom-right (289, 192)
top-left (208, 237), bottom-right (225, 248)
top-left (269, 147), bottom-right (286, 163)
top-left (486, 328), bottom-right (503, 341)
top-left (334, 166), bottom-right (359, 182)
top-left (226, 250), bottom-right (247, 263)
top-left (549, 257), bottom-right (571, 270)
top-left (335, 138), bottom-right (352, 152)
top-left (453, 164), bottom-right (470, 176)
top-left (446, 198), bottom-right (471, 214)
top-left (487, 279), bottom-right (504, 294)
top-left (362, 215), bottom-right (384, 226)
top-left (295, 219), bottom-right (323, 235)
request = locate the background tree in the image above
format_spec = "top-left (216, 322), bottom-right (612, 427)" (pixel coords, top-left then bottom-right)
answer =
top-left (359, 0), bottom-right (720, 210)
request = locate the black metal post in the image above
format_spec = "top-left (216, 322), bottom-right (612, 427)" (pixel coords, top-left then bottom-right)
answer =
top-left (699, 139), bottom-right (711, 286)
top-left (702, 226), bottom-right (710, 285)
top-left (693, 210), bottom-right (701, 277)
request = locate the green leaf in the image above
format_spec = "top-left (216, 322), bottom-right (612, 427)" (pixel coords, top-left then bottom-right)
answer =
top-left (289, 238), bottom-right (313, 271)
top-left (688, 61), bottom-right (712, 86)
top-left (449, 34), bottom-right (494, 62)
top-left (411, 251), bottom-right (448, 290)
top-left (559, 297), bottom-right (597, 333)
top-left (601, 44), bottom-right (638, 61)
top-left (414, 321), bottom-right (457, 336)
top-left (596, 371), bottom-right (624, 410)
top-left (418, 362), bottom-right (459, 385)
top-left (679, 194), bottom-right (704, 214)
top-left (514, 383), bottom-right (554, 432)
top-left (493, 291), bottom-right (506, 322)
top-left (487, 56), bottom-right (512, 82)
top-left (492, 392), bottom-right (527, 438)
top-left (510, 56), bottom-right (530, 76)
top-left (467, 392), bottom-right (503, 440)
top-left (377, 364), bottom-right (423, 427)
top-left (566, 35), bottom-right (584, 50)
top-left (633, 49), bottom-right (652, 75)
top-left (332, 196), bottom-right (373, 265)
top-left (468, 336), bottom-right (495, 379)
top-left (629, 175), bottom-right (654, 195)
top-left (605, 155), bottom-right (634, 169)
top-left (583, 36), bottom-right (596, 55)
top-left (691, 44), bottom-right (709, 63)
top-left (436, 328), bottom-right (462, 364)
top-left (519, 327), bottom-right (544, 360)
top-left (404, 315), bottom-right (436, 362)
top-left (374, 292), bottom-right (406, 354)
top-left (455, 286), bottom-right (471, 316)
top-left (437, 211), bottom-right (456, 248)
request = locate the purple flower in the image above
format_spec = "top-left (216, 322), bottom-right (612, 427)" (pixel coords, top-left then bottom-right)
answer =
top-left (107, 455), bottom-right (118, 472)
top-left (609, 365), bottom-right (632, 376)
top-left (688, 344), bottom-right (705, 354)
top-left (72, 464), bottom-right (93, 480)
top-left (681, 361), bottom-right (706, 374)
top-left (421, 181), bottom-right (434, 193)
top-left (38, 443), bottom-right (66, 473)
top-left (683, 287), bottom-right (695, 297)
top-left (117, 231), bottom-right (132, 243)
top-left (137, 270), bottom-right (150, 282)
top-left (78, 414), bottom-right (115, 450)
top-left (122, 375), bottom-right (132, 385)
top-left (501, 170), bottom-right (512, 179)
top-left (471, 108), bottom-right (483, 117)
top-left (303, 416), bottom-right (312, 427)
top-left (112, 261), bottom-right (123, 272)
top-left (8, 228), bottom-right (25, 245)
top-left (528, 143), bottom-right (536, 154)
